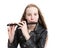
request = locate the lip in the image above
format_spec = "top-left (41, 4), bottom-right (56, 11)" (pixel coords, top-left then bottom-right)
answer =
top-left (27, 22), bottom-right (37, 25)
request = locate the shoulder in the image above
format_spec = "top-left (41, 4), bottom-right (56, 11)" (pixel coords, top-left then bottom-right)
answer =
top-left (35, 23), bottom-right (47, 34)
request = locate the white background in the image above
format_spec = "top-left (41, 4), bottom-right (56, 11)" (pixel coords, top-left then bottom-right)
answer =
top-left (0, 0), bottom-right (60, 48)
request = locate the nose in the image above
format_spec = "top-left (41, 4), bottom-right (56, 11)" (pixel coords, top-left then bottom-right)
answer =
top-left (31, 15), bottom-right (34, 20)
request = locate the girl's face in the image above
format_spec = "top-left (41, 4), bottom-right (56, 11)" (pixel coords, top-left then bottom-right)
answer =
top-left (25, 7), bottom-right (39, 23)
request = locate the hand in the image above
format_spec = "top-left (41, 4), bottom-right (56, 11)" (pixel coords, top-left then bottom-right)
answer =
top-left (18, 21), bottom-right (30, 40)
top-left (7, 23), bottom-right (17, 43)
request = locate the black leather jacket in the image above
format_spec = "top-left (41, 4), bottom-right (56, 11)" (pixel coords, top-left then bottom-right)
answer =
top-left (8, 23), bottom-right (47, 48)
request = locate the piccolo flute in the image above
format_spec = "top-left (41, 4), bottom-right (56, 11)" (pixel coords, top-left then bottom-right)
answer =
top-left (7, 22), bottom-right (37, 26)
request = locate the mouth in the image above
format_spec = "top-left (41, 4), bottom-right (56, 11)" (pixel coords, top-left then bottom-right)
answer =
top-left (27, 22), bottom-right (38, 25)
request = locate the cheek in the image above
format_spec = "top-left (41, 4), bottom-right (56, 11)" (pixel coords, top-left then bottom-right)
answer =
top-left (25, 16), bottom-right (31, 21)
top-left (35, 16), bottom-right (39, 20)
top-left (35, 18), bottom-right (39, 22)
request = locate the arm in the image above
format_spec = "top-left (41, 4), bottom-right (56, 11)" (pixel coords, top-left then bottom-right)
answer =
top-left (37, 29), bottom-right (47, 48)
top-left (25, 29), bottom-right (47, 48)
top-left (8, 29), bottom-right (19, 48)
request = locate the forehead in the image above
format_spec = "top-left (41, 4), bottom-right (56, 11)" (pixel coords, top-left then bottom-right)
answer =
top-left (26, 7), bottom-right (38, 13)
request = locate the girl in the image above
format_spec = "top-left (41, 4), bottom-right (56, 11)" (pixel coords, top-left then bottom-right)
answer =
top-left (7, 4), bottom-right (48, 48)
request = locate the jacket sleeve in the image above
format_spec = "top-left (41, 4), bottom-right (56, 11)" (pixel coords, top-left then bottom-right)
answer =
top-left (25, 29), bottom-right (47, 48)
top-left (8, 29), bottom-right (19, 48)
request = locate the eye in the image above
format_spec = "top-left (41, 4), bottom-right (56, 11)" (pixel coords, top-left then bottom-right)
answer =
top-left (34, 13), bottom-right (37, 16)
top-left (27, 13), bottom-right (31, 16)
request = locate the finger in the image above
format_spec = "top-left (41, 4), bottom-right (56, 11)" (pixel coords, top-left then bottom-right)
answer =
top-left (7, 26), bottom-right (11, 32)
top-left (22, 21), bottom-right (26, 24)
top-left (8, 27), bottom-right (12, 36)
top-left (7, 23), bottom-right (17, 26)
top-left (7, 26), bottom-right (15, 33)
top-left (12, 25), bottom-right (17, 31)
top-left (19, 23), bottom-right (23, 25)
top-left (18, 21), bottom-right (24, 26)
top-left (20, 21), bottom-right (26, 24)
top-left (18, 27), bottom-right (22, 29)
top-left (22, 21), bottom-right (27, 25)
top-left (19, 21), bottom-right (24, 25)
top-left (18, 23), bottom-right (23, 27)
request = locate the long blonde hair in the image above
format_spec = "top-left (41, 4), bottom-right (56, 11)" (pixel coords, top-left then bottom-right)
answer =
top-left (21, 4), bottom-right (47, 30)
